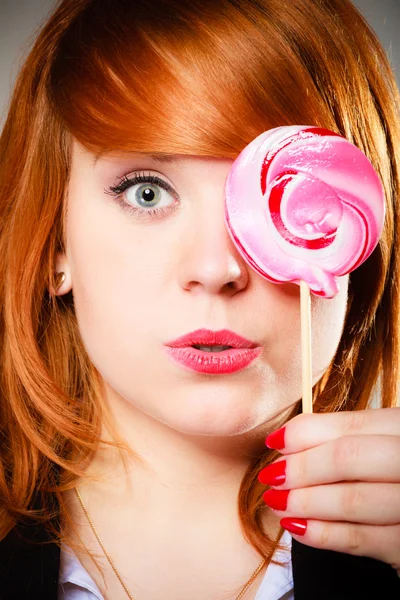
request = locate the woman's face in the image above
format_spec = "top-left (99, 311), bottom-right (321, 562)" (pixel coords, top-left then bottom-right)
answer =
top-left (58, 140), bottom-right (349, 437)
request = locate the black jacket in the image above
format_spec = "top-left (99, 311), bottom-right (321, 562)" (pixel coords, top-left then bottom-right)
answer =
top-left (0, 517), bottom-right (399, 599)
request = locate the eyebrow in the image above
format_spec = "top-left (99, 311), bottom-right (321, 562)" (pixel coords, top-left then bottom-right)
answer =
top-left (92, 152), bottom-right (178, 167)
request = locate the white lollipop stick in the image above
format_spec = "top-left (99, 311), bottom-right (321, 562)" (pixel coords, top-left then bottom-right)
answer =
top-left (300, 281), bottom-right (313, 413)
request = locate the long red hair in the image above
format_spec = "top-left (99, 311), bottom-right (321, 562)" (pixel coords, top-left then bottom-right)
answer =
top-left (0, 0), bottom-right (399, 562)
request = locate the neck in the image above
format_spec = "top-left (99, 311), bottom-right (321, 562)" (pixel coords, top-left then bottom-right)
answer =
top-left (67, 386), bottom-right (286, 599)
top-left (83, 383), bottom-right (287, 509)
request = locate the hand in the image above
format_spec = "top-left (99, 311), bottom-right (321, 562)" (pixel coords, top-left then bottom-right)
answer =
top-left (258, 408), bottom-right (400, 574)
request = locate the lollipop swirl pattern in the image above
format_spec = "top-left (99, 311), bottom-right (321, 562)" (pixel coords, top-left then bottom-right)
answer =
top-left (224, 126), bottom-right (385, 298)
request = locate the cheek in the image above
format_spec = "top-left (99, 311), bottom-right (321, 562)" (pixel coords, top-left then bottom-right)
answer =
top-left (311, 276), bottom-right (349, 378)
top-left (263, 278), bottom-right (349, 389)
top-left (64, 193), bottom-right (172, 365)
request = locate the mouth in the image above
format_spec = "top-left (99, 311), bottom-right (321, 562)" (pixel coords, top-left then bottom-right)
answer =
top-left (165, 328), bottom-right (258, 350)
top-left (164, 329), bottom-right (262, 374)
top-left (165, 344), bottom-right (262, 375)
top-left (190, 344), bottom-right (233, 352)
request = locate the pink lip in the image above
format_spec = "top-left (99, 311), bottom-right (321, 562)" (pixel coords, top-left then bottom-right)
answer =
top-left (165, 328), bottom-right (258, 349)
top-left (164, 328), bottom-right (263, 374)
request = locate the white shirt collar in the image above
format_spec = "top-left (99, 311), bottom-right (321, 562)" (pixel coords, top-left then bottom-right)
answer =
top-left (58, 529), bottom-right (293, 600)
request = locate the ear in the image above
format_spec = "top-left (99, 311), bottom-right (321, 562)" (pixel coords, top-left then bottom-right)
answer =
top-left (53, 252), bottom-right (72, 296)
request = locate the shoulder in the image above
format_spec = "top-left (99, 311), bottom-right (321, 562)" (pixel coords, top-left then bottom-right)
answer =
top-left (0, 522), bottom-right (399, 599)
top-left (291, 538), bottom-right (400, 599)
top-left (0, 519), bottom-right (60, 600)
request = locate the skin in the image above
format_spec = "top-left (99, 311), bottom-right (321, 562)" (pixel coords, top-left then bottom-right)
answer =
top-left (55, 140), bottom-right (399, 598)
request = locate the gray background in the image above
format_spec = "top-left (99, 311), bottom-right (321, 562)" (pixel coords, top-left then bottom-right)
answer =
top-left (0, 0), bottom-right (399, 129)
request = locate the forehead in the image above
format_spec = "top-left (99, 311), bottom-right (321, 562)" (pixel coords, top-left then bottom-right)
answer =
top-left (71, 139), bottom-right (178, 166)
top-left (70, 139), bottom-right (234, 173)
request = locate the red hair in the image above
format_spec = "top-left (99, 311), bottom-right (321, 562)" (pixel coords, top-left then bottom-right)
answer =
top-left (0, 0), bottom-right (399, 563)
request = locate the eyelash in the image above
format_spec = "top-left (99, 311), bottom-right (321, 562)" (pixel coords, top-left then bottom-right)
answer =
top-left (104, 172), bottom-right (178, 220)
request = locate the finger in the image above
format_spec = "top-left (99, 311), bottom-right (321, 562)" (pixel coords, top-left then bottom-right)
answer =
top-left (262, 483), bottom-right (400, 525)
top-left (279, 518), bottom-right (400, 569)
top-left (266, 407), bottom-right (400, 454)
top-left (259, 435), bottom-right (400, 488)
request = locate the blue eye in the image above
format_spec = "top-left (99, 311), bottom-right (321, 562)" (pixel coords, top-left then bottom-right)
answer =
top-left (104, 172), bottom-right (179, 220)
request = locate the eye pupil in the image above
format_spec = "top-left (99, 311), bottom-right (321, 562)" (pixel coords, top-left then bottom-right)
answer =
top-left (134, 182), bottom-right (161, 209)
top-left (142, 187), bottom-right (155, 203)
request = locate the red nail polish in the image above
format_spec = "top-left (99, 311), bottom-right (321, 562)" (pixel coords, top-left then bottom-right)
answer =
top-left (258, 460), bottom-right (286, 486)
top-left (262, 489), bottom-right (290, 511)
top-left (266, 427), bottom-right (286, 450)
top-left (280, 518), bottom-right (307, 536)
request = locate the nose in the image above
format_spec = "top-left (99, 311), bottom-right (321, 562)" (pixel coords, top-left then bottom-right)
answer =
top-left (177, 194), bottom-right (250, 297)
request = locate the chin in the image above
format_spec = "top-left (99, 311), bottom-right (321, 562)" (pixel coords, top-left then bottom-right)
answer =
top-left (152, 395), bottom-right (273, 438)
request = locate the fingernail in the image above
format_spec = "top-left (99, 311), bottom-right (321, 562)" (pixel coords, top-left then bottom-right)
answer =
top-left (258, 460), bottom-right (286, 486)
top-left (266, 427), bottom-right (286, 450)
top-left (262, 489), bottom-right (290, 511)
top-left (280, 517), bottom-right (307, 536)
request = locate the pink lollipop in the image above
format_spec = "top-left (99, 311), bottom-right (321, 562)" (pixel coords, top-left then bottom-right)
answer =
top-left (224, 126), bottom-right (385, 298)
top-left (225, 126), bottom-right (385, 413)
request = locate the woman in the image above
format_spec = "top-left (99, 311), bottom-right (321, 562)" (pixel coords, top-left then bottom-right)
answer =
top-left (0, 0), bottom-right (399, 598)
